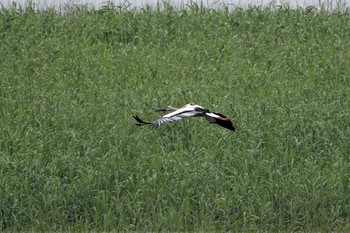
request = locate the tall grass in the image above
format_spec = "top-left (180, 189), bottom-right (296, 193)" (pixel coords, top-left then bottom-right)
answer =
top-left (0, 2), bottom-right (349, 231)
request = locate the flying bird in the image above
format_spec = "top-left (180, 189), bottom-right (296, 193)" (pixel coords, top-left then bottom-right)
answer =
top-left (133, 103), bottom-right (235, 132)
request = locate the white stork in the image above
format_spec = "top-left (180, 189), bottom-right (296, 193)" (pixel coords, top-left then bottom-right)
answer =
top-left (133, 103), bottom-right (235, 132)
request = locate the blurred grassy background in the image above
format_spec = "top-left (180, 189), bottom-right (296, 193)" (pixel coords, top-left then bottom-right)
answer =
top-left (0, 3), bottom-right (349, 231)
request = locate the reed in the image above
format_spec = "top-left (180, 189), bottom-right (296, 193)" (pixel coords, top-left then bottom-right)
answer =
top-left (0, 2), bottom-right (349, 231)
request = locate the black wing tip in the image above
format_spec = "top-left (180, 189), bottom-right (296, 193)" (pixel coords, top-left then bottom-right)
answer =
top-left (226, 121), bottom-right (236, 132)
top-left (215, 119), bottom-right (236, 132)
top-left (222, 122), bottom-right (235, 132)
top-left (227, 121), bottom-right (236, 132)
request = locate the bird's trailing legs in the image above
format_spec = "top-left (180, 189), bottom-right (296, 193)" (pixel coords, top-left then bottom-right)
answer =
top-left (133, 115), bottom-right (151, 126)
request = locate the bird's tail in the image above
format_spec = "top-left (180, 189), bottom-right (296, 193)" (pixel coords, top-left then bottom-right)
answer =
top-left (133, 115), bottom-right (152, 126)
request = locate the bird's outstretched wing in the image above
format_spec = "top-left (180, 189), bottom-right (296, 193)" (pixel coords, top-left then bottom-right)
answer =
top-left (133, 105), bottom-right (204, 128)
top-left (134, 112), bottom-right (201, 128)
top-left (151, 113), bottom-right (193, 127)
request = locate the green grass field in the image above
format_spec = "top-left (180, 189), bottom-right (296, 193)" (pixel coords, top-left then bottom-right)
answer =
top-left (0, 2), bottom-right (349, 231)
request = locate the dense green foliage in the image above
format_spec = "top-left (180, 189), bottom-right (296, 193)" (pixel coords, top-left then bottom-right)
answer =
top-left (0, 3), bottom-right (349, 231)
